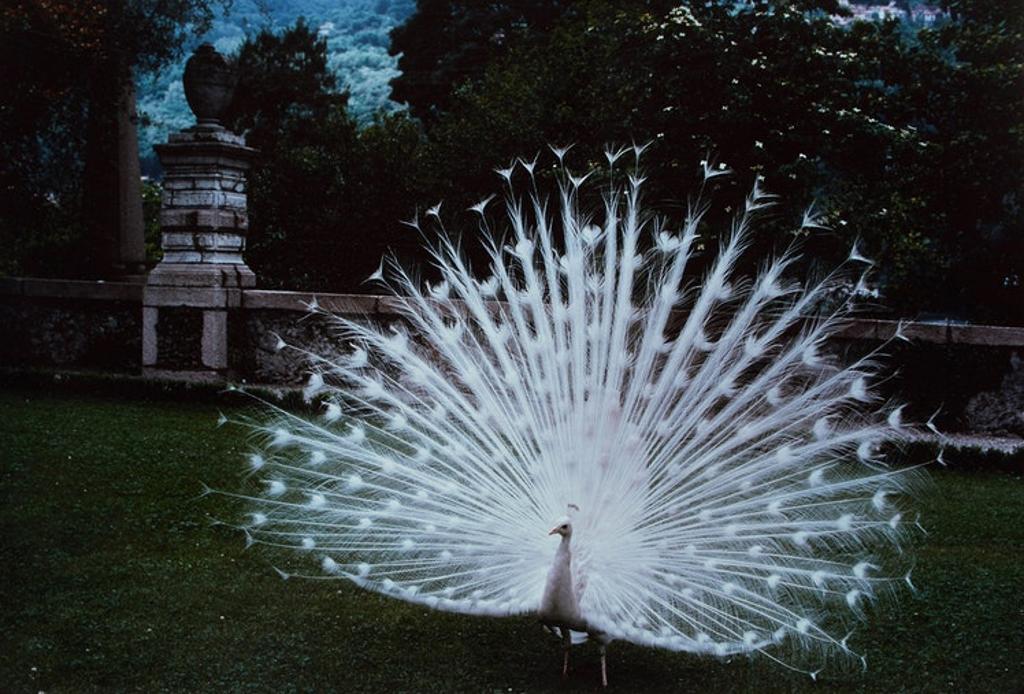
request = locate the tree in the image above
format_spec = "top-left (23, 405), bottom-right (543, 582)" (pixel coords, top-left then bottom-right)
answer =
top-left (414, 0), bottom-right (1022, 322)
top-left (0, 0), bottom-right (222, 277)
top-left (226, 21), bottom-right (424, 291)
top-left (226, 18), bottom-right (345, 152)
top-left (388, 0), bottom-right (583, 123)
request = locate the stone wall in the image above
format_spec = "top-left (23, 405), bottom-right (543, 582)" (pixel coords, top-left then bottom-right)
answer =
top-left (234, 292), bottom-right (382, 385)
top-left (1, 277), bottom-right (1022, 434)
top-left (0, 278), bottom-right (142, 371)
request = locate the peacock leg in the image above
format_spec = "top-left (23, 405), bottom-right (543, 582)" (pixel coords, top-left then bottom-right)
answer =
top-left (599, 644), bottom-right (608, 687)
top-left (561, 629), bottom-right (571, 678)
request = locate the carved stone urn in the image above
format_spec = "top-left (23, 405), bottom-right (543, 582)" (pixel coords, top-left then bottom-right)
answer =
top-left (182, 43), bottom-right (236, 126)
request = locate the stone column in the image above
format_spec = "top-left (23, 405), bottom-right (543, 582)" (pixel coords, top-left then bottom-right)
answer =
top-left (142, 44), bottom-right (257, 382)
top-left (117, 76), bottom-right (147, 276)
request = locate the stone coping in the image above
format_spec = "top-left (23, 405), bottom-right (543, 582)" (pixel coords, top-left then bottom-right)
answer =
top-left (242, 289), bottom-right (383, 314)
top-left (830, 318), bottom-right (1024, 347)
top-left (2, 277), bottom-right (1022, 347)
top-left (0, 277), bottom-right (144, 302)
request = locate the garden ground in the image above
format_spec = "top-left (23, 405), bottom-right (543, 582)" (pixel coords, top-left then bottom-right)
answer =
top-left (1, 385), bottom-right (1022, 693)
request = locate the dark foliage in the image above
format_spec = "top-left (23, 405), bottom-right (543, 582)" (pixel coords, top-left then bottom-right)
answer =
top-left (396, 0), bottom-right (1023, 322)
top-left (0, 0), bottom-right (222, 276)
top-left (225, 21), bottom-right (424, 291)
top-left (388, 0), bottom-right (586, 123)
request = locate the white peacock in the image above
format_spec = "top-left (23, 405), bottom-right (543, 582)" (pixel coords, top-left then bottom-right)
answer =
top-left (223, 146), bottom-right (923, 687)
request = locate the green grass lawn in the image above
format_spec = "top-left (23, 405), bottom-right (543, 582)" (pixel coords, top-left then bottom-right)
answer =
top-left (1, 385), bottom-right (1022, 693)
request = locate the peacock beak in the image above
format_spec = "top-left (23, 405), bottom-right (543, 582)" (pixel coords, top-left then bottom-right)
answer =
top-left (548, 526), bottom-right (559, 535)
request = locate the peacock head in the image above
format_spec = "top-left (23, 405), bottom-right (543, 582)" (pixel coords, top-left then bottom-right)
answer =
top-left (548, 503), bottom-right (580, 537)
top-left (548, 517), bottom-right (572, 537)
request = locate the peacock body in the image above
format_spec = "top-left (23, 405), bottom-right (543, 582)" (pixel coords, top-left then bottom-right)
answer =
top-left (227, 147), bottom-right (921, 684)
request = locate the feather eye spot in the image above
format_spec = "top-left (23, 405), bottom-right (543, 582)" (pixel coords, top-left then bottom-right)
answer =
top-left (852, 561), bottom-right (874, 579)
top-left (270, 428), bottom-right (293, 448)
top-left (323, 402), bottom-right (342, 422)
top-left (872, 489), bottom-right (890, 511)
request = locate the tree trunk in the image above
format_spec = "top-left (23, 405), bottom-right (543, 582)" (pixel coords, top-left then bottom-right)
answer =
top-left (117, 74), bottom-right (146, 274)
top-left (82, 57), bottom-right (146, 277)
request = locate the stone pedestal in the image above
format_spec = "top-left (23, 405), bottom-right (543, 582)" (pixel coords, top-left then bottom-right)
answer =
top-left (142, 125), bottom-right (257, 381)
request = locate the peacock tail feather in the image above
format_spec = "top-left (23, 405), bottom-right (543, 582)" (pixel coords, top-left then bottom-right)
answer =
top-left (221, 146), bottom-right (924, 675)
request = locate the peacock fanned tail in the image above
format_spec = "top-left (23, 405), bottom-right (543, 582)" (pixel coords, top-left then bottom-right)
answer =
top-left (224, 147), bottom-right (923, 675)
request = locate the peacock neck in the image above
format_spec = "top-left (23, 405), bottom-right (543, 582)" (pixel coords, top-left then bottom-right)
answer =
top-left (556, 534), bottom-right (572, 562)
